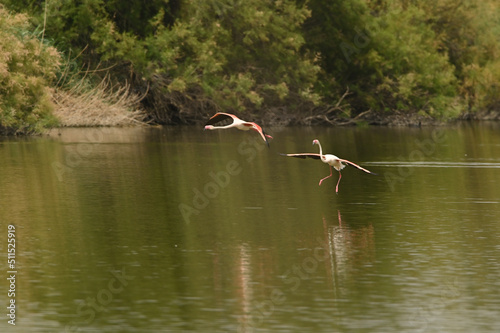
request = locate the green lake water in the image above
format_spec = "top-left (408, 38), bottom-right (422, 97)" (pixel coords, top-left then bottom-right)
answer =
top-left (1, 122), bottom-right (500, 332)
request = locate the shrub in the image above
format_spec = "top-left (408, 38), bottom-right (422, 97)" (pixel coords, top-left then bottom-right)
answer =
top-left (53, 0), bottom-right (321, 122)
top-left (0, 7), bottom-right (61, 134)
top-left (364, 5), bottom-right (461, 117)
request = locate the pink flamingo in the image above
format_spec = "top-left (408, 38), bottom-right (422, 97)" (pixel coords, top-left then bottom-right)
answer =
top-left (204, 112), bottom-right (273, 146)
top-left (281, 139), bottom-right (376, 193)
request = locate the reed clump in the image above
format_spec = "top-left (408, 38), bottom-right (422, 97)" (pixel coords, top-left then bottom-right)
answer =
top-left (52, 71), bottom-right (148, 127)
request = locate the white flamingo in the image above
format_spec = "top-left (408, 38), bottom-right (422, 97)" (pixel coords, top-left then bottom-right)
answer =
top-left (281, 139), bottom-right (376, 193)
top-left (204, 112), bottom-right (272, 146)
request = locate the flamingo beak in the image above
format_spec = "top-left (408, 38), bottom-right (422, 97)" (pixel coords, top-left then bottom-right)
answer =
top-left (262, 130), bottom-right (272, 147)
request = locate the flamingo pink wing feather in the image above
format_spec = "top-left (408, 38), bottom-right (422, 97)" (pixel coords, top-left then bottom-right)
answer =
top-left (205, 112), bottom-right (238, 126)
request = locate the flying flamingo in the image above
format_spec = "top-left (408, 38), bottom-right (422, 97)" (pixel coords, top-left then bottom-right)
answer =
top-left (281, 139), bottom-right (376, 193)
top-left (204, 112), bottom-right (273, 146)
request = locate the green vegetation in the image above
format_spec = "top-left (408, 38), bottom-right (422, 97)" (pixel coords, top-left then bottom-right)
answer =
top-left (305, 0), bottom-right (500, 120)
top-left (1, 0), bottom-right (500, 133)
top-left (0, 6), bottom-right (61, 134)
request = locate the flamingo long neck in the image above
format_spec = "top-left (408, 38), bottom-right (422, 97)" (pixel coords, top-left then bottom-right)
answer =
top-left (317, 141), bottom-right (323, 156)
top-left (211, 124), bottom-right (236, 130)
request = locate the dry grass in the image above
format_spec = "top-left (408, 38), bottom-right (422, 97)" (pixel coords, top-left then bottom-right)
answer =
top-left (52, 72), bottom-right (148, 127)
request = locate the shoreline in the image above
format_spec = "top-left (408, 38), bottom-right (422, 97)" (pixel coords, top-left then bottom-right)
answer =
top-left (52, 107), bottom-right (500, 129)
top-left (48, 116), bottom-right (499, 132)
top-left (3, 110), bottom-right (498, 137)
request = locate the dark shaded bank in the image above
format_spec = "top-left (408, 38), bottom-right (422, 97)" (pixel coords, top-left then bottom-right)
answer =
top-left (144, 103), bottom-right (500, 128)
top-left (139, 82), bottom-right (500, 128)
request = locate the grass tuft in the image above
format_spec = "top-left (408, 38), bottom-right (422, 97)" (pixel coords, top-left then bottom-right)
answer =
top-left (52, 71), bottom-right (148, 127)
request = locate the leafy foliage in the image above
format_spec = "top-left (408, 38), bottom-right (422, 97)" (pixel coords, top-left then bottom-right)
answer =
top-left (0, 7), bottom-right (61, 134)
top-left (91, 0), bottom-right (321, 121)
top-left (304, 0), bottom-right (500, 119)
top-left (1, 0), bottom-right (500, 129)
top-left (428, 0), bottom-right (500, 113)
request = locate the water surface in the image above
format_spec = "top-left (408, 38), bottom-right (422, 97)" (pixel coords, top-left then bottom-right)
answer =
top-left (1, 122), bottom-right (500, 332)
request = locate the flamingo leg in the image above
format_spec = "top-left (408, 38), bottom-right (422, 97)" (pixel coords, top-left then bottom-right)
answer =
top-left (335, 171), bottom-right (342, 194)
top-left (319, 165), bottom-right (333, 186)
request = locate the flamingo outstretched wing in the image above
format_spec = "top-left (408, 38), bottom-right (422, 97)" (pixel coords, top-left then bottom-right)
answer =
top-left (205, 112), bottom-right (271, 146)
top-left (205, 112), bottom-right (238, 126)
top-left (280, 153), bottom-right (322, 160)
top-left (338, 159), bottom-right (377, 175)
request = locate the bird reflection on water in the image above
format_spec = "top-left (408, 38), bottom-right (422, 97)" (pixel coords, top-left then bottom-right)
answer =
top-left (322, 211), bottom-right (376, 296)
